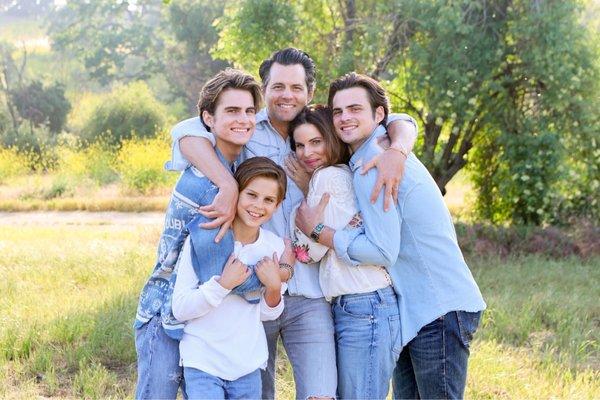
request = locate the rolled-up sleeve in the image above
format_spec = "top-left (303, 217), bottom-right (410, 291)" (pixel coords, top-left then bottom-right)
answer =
top-left (165, 117), bottom-right (216, 171)
top-left (386, 113), bottom-right (418, 136)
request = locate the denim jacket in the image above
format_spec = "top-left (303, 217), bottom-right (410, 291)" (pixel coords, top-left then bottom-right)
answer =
top-left (333, 125), bottom-right (486, 352)
top-left (134, 150), bottom-right (262, 339)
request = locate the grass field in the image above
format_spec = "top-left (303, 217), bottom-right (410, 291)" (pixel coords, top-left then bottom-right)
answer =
top-left (0, 214), bottom-right (598, 399)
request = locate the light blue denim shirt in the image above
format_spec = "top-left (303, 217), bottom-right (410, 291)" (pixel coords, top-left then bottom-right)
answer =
top-left (167, 110), bottom-right (418, 299)
top-left (333, 125), bottom-right (486, 351)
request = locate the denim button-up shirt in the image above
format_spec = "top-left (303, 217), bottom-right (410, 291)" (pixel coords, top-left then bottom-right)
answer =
top-left (333, 125), bottom-right (486, 351)
top-left (168, 110), bottom-right (419, 299)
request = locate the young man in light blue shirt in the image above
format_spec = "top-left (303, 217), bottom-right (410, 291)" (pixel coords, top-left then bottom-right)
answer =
top-left (295, 73), bottom-right (486, 399)
top-left (169, 49), bottom-right (419, 399)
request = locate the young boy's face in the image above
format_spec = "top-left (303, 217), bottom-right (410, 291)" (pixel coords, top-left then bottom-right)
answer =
top-left (236, 177), bottom-right (281, 229)
top-left (203, 88), bottom-right (257, 147)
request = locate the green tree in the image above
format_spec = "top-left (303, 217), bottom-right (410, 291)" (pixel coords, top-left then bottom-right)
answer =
top-left (48, 0), bottom-right (166, 85)
top-left (214, 0), bottom-right (599, 225)
top-left (11, 80), bottom-right (71, 134)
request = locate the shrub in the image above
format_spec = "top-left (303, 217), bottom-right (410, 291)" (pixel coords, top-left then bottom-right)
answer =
top-left (0, 124), bottom-right (58, 171)
top-left (0, 146), bottom-right (30, 183)
top-left (81, 82), bottom-right (169, 146)
top-left (56, 140), bottom-right (118, 185)
top-left (114, 132), bottom-right (176, 193)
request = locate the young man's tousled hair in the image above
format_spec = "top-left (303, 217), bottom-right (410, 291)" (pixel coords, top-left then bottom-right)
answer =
top-left (289, 105), bottom-right (350, 166)
top-left (234, 157), bottom-right (287, 204)
top-left (259, 48), bottom-right (317, 92)
top-left (197, 68), bottom-right (263, 130)
top-left (327, 72), bottom-right (389, 125)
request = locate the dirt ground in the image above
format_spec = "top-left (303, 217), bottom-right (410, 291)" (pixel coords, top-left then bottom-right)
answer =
top-left (0, 211), bottom-right (164, 226)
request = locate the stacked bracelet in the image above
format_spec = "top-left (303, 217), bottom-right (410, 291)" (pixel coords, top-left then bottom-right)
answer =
top-left (279, 263), bottom-right (294, 281)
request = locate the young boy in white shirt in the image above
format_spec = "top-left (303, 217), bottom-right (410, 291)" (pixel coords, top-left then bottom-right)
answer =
top-left (172, 156), bottom-right (289, 399)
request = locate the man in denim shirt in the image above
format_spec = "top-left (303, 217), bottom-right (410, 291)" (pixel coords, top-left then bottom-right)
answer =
top-left (134, 69), bottom-right (266, 400)
top-left (296, 73), bottom-right (486, 399)
top-left (170, 48), bottom-right (419, 400)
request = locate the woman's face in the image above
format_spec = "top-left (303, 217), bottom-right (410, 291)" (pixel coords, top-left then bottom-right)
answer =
top-left (293, 123), bottom-right (329, 172)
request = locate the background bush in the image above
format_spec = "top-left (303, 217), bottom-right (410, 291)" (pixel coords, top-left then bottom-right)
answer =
top-left (0, 146), bottom-right (30, 183)
top-left (114, 132), bottom-right (176, 194)
top-left (80, 82), bottom-right (169, 146)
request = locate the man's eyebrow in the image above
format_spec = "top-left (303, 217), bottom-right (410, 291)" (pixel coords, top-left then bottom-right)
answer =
top-left (224, 106), bottom-right (242, 110)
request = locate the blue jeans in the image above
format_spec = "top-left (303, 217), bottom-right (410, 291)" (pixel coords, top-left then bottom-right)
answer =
top-left (392, 310), bottom-right (482, 399)
top-left (134, 315), bottom-right (186, 399)
top-left (184, 367), bottom-right (261, 400)
top-left (334, 286), bottom-right (400, 399)
top-left (262, 294), bottom-right (337, 400)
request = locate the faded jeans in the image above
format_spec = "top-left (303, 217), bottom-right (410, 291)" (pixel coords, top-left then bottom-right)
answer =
top-left (334, 286), bottom-right (400, 399)
top-left (134, 315), bottom-right (186, 399)
top-left (184, 367), bottom-right (261, 400)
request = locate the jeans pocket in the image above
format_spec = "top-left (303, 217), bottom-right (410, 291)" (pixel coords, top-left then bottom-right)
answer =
top-left (388, 314), bottom-right (402, 356)
top-left (456, 310), bottom-right (482, 348)
top-left (338, 297), bottom-right (374, 320)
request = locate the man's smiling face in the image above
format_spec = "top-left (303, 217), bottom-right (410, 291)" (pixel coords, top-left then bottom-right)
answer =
top-left (332, 86), bottom-right (384, 151)
top-left (264, 63), bottom-right (313, 125)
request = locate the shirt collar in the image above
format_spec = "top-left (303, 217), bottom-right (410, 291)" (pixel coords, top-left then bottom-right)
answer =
top-left (348, 125), bottom-right (388, 172)
top-left (256, 108), bottom-right (270, 124)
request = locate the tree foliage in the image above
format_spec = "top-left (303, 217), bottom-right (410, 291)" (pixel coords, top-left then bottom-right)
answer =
top-left (48, 0), bottom-right (165, 85)
top-left (214, 0), bottom-right (599, 224)
top-left (11, 80), bottom-right (70, 133)
top-left (81, 82), bottom-right (168, 146)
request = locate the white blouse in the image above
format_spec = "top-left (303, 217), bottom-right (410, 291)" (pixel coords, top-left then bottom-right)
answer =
top-left (290, 165), bottom-right (390, 300)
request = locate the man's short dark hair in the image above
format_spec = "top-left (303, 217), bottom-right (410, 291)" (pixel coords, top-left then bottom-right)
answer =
top-left (328, 72), bottom-right (389, 125)
top-left (259, 48), bottom-right (316, 92)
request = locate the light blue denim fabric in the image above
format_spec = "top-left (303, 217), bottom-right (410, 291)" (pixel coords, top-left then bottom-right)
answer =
top-left (184, 367), bottom-right (261, 400)
top-left (333, 286), bottom-right (400, 399)
top-left (333, 124), bottom-right (486, 353)
top-left (262, 295), bottom-right (337, 400)
top-left (135, 315), bottom-right (187, 400)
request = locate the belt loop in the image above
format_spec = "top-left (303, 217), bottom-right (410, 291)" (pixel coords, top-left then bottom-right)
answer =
top-left (376, 288), bottom-right (385, 304)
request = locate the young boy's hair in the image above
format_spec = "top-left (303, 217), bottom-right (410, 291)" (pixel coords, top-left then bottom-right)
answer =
top-left (289, 105), bottom-right (350, 166)
top-left (234, 157), bottom-right (287, 204)
top-left (197, 68), bottom-right (263, 129)
top-left (327, 72), bottom-right (389, 125)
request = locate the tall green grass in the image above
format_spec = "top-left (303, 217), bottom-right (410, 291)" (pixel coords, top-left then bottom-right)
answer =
top-left (0, 220), bottom-right (598, 398)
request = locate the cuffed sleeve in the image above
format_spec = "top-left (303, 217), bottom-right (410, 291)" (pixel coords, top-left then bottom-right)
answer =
top-left (165, 117), bottom-right (216, 171)
top-left (386, 113), bottom-right (418, 137)
top-left (172, 238), bottom-right (231, 321)
top-left (259, 292), bottom-right (284, 321)
top-left (335, 168), bottom-right (401, 268)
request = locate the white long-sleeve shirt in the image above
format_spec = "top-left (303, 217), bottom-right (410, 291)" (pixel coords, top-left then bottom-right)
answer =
top-left (172, 228), bottom-right (285, 380)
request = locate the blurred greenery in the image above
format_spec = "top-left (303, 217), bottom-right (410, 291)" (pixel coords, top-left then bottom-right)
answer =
top-left (0, 0), bottom-right (598, 225)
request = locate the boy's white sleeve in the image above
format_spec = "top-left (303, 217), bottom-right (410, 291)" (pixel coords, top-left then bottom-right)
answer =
top-left (165, 117), bottom-right (217, 171)
top-left (259, 293), bottom-right (284, 321)
top-left (172, 238), bottom-right (230, 321)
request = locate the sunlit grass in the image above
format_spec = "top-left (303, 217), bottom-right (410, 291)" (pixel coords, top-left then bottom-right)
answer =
top-left (0, 218), bottom-right (597, 398)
